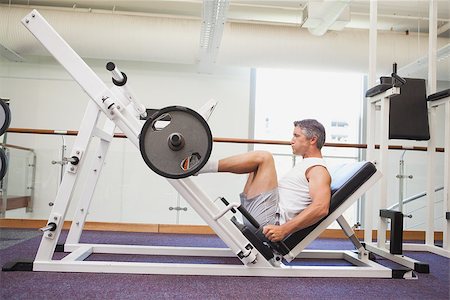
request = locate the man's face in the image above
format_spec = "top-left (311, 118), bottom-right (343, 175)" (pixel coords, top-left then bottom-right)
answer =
top-left (291, 126), bottom-right (312, 156)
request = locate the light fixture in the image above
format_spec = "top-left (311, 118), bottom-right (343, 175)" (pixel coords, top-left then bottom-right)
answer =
top-left (197, 0), bottom-right (230, 74)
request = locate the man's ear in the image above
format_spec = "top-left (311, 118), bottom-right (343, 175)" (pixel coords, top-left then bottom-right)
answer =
top-left (310, 136), bottom-right (318, 145)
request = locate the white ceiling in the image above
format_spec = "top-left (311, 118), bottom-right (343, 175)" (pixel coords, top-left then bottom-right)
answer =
top-left (1, 0), bottom-right (449, 34)
top-left (0, 0), bottom-right (449, 80)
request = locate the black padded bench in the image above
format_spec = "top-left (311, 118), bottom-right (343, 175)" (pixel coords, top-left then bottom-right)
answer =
top-left (234, 161), bottom-right (379, 261)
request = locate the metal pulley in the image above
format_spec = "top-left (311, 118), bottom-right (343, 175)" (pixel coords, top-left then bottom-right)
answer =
top-left (139, 106), bottom-right (213, 179)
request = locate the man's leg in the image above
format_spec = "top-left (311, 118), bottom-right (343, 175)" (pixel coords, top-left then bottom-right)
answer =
top-left (198, 151), bottom-right (279, 227)
top-left (218, 151), bottom-right (278, 198)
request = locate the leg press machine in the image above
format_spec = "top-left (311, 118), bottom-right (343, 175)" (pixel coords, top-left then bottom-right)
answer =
top-left (3, 10), bottom-right (418, 279)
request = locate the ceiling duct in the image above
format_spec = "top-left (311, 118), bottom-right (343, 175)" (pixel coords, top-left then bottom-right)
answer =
top-left (227, 3), bottom-right (306, 26)
top-left (399, 43), bottom-right (450, 79)
top-left (0, 6), bottom-right (201, 64)
top-left (304, 0), bottom-right (351, 36)
top-left (437, 22), bottom-right (450, 37)
top-left (1, 5), bottom-right (449, 80)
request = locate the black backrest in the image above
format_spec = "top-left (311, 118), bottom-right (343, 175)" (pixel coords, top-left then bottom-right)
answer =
top-left (278, 161), bottom-right (377, 253)
top-left (387, 78), bottom-right (430, 140)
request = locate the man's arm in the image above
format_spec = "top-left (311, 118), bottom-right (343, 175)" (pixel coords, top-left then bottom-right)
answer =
top-left (263, 166), bottom-right (331, 242)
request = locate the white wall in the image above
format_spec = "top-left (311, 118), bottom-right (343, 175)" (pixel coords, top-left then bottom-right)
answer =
top-left (1, 56), bottom-right (251, 224)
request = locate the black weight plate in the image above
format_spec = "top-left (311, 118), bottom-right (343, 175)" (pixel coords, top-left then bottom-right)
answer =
top-left (0, 147), bottom-right (8, 181)
top-left (0, 100), bottom-right (11, 136)
top-left (139, 106), bottom-right (213, 179)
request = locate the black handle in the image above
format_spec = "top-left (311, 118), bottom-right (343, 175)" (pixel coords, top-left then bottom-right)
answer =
top-left (219, 197), bottom-right (236, 213)
top-left (106, 61), bottom-right (116, 71)
top-left (391, 62), bottom-right (406, 86)
top-left (237, 206), bottom-right (261, 229)
top-left (106, 61), bottom-right (127, 86)
top-left (219, 197), bottom-right (260, 228)
top-left (391, 73), bottom-right (407, 85)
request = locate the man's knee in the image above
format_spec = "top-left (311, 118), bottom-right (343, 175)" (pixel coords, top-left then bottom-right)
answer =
top-left (253, 151), bottom-right (274, 165)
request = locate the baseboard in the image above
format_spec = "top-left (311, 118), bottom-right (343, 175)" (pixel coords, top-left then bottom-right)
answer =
top-left (0, 218), bottom-right (443, 241)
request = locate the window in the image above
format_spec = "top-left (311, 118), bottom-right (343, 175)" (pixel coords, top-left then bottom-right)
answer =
top-left (253, 68), bottom-right (365, 171)
top-left (253, 68), bottom-right (366, 227)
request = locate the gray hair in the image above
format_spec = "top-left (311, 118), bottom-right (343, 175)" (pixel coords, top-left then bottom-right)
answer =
top-left (293, 119), bottom-right (326, 149)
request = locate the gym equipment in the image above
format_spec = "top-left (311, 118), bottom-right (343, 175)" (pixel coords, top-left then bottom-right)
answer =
top-left (2, 9), bottom-right (416, 278)
top-left (400, 89), bottom-right (449, 257)
top-left (0, 99), bottom-right (11, 180)
top-left (368, 85), bottom-right (449, 258)
top-left (400, 1), bottom-right (450, 258)
top-left (0, 99), bottom-right (11, 136)
top-left (364, 69), bottom-right (447, 271)
top-left (388, 77), bottom-right (429, 141)
top-left (140, 106), bottom-right (213, 179)
top-left (365, 65), bottom-right (430, 141)
top-left (0, 147), bottom-right (7, 181)
top-left (364, 2), bottom-right (448, 262)
top-left (0, 143), bottom-right (35, 218)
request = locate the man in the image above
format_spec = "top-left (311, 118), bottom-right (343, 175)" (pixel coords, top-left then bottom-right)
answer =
top-left (198, 119), bottom-right (331, 242)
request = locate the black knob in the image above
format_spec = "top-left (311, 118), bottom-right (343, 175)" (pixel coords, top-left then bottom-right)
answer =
top-left (168, 133), bottom-right (185, 151)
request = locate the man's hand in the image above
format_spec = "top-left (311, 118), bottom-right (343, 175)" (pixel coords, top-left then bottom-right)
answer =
top-left (263, 224), bottom-right (288, 242)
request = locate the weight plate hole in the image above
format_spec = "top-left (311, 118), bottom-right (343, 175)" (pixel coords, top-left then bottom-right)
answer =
top-left (180, 153), bottom-right (201, 171)
top-left (151, 113), bottom-right (171, 131)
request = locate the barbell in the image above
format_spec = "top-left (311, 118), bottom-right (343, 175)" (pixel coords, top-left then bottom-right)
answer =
top-left (139, 106), bottom-right (213, 179)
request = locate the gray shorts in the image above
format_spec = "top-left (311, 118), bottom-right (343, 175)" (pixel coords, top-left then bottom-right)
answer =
top-left (239, 189), bottom-right (280, 230)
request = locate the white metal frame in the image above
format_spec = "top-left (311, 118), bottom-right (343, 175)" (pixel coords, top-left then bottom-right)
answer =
top-left (403, 95), bottom-right (450, 258)
top-left (364, 87), bottom-right (432, 270)
top-left (22, 9), bottom-right (404, 278)
top-left (365, 87), bottom-right (399, 246)
top-left (365, 0), bottom-right (449, 260)
top-left (402, 0), bottom-right (450, 258)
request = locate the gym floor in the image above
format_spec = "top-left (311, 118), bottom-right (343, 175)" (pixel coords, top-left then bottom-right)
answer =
top-left (1, 228), bottom-right (449, 299)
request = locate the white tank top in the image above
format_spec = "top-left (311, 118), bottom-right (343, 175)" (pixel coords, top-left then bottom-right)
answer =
top-left (278, 157), bottom-right (327, 224)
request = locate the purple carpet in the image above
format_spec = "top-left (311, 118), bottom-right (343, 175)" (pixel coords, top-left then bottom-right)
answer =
top-left (1, 229), bottom-right (449, 300)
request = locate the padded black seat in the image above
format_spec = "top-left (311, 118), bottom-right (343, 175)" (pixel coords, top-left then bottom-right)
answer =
top-left (365, 83), bottom-right (392, 97)
top-left (272, 161), bottom-right (377, 255)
